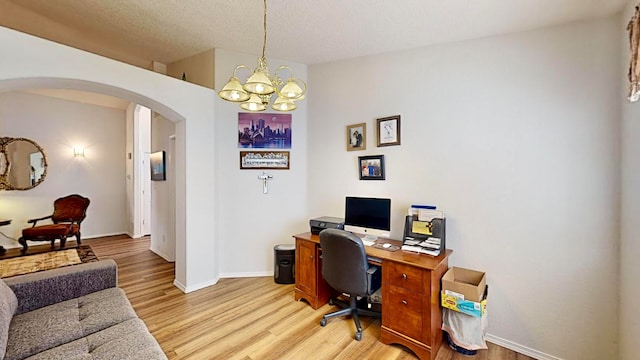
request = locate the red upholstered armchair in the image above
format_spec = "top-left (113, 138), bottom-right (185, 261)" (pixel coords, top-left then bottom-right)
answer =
top-left (19, 194), bottom-right (90, 253)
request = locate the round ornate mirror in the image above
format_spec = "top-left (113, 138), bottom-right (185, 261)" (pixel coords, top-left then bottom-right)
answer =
top-left (0, 137), bottom-right (48, 190)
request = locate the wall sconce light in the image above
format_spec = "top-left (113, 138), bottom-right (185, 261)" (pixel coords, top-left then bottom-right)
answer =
top-left (73, 148), bottom-right (85, 158)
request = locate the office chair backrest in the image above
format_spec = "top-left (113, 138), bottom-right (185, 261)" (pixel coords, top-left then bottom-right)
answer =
top-left (319, 229), bottom-right (369, 297)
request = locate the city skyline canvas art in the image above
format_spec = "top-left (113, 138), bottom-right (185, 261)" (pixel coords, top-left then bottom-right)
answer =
top-left (238, 113), bottom-right (292, 149)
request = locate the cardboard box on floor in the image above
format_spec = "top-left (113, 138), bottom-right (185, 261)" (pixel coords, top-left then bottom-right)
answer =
top-left (441, 267), bottom-right (487, 318)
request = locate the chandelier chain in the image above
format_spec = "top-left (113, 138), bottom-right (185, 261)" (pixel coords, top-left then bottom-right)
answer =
top-left (262, 0), bottom-right (268, 61)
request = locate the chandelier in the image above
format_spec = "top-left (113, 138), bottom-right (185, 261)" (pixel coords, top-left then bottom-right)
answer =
top-left (218, 0), bottom-right (306, 112)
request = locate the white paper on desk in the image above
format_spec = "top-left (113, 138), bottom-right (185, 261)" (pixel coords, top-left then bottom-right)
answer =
top-left (401, 245), bottom-right (421, 253)
top-left (425, 237), bottom-right (441, 245)
top-left (418, 209), bottom-right (444, 221)
top-left (418, 241), bottom-right (440, 249)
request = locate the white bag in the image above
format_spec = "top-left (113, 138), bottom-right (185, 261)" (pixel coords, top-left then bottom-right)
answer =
top-left (441, 307), bottom-right (488, 350)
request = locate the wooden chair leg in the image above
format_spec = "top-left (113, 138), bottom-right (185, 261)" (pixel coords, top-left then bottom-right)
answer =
top-left (60, 236), bottom-right (67, 249)
top-left (76, 232), bottom-right (81, 245)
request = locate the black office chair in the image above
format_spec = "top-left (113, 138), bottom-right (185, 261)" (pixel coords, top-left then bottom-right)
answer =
top-left (318, 229), bottom-right (381, 341)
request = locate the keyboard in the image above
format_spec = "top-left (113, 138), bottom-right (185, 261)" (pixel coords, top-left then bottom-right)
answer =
top-left (362, 234), bottom-right (377, 246)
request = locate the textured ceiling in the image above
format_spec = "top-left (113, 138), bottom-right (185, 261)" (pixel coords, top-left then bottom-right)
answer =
top-left (3, 0), bottom-right (629, 65)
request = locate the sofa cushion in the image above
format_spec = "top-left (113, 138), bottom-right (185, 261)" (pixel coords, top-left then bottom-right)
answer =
top-left (4, 288), bottom-right (138, 360)
top-left (0, 279), bottom-right (18, 358)
top-left (22, 319), bottom-right (166, 360)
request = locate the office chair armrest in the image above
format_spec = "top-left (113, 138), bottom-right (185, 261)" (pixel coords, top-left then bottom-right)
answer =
top-left (27, 215), bottom-right (52, 226)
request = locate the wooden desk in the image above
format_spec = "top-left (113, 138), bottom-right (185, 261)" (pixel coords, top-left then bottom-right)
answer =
top-left (293, 232), bottom-right (452, 360)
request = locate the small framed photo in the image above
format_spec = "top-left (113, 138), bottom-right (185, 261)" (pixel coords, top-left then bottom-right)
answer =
top-left (376, 115), bottom-right (401, 147)
top-left (358, 155), bottom-right (385, 180)
top-left (346, 123), bottom-right (366, 151)
top-left (240, 151), bottom-right (290, 170)
top-left (150, 151), bottom-right (166, 181)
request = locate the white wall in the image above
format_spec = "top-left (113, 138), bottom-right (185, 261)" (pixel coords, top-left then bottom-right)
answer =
top-left (0, 26), bottom-right (217, 293)
top-left (620, 2), bottom-right (640, 359)
top-left (0, 91), bottom-right (127, 245)
top-left (151, 113), bottom-right (176, 261)
top-left (308, 17), bottom-right (620, 360)
top-left (214, 49), bottom-right (309, 277)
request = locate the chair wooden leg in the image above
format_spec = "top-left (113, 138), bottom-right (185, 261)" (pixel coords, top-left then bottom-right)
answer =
top-left (76, 232), bottom-right (81, 245)
top-left (18, 237), bottom-right (28, 254)
top-left (60, 236), bottom-right (67, 249)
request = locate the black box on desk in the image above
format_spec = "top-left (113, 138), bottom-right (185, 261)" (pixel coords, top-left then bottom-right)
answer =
top-left (309, 216), bottom-right (344, 235)
top-left (402, 215), bottom-right (446, 256)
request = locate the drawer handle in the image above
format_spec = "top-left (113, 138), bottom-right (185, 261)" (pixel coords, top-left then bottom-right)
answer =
top-left (401, 300), bottom-right (408, 305)
top-left (402, 273), bottom-right (407, 280)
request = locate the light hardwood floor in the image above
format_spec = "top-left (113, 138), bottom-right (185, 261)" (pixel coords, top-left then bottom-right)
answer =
top-left (66, 235), bottom-right (533, 360)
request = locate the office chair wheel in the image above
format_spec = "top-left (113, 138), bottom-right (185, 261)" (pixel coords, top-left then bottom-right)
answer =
top-left (355, 331), bottom-right (362, 341)
top-left (328, 298), bottom-right (334, 306)
top-left (320, 318), bottom-right (327, 327)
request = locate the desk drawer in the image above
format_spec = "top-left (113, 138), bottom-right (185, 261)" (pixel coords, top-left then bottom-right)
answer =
top-left (386, 285), bottom-right (423, 340)
top-left (387, 262), bottom-right (426, 293)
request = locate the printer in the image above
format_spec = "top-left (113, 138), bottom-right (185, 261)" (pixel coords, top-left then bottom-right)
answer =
top-left (309, 216), bottom-right (344, 235)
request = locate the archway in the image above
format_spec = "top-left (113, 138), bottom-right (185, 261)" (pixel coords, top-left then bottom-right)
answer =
top-left (0, 26), bottom-right (219, 292)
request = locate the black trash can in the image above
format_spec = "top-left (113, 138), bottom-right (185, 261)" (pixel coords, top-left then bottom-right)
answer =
top-left (274, 244), bottom-right (295, 284)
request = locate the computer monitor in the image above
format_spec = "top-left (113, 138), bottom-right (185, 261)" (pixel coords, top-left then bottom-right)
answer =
top-left (344, 196), bottom-right (391, 239)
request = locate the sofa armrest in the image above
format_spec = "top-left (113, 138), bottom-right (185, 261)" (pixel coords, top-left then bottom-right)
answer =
top-left (4, 260), bottom-right (118, 314)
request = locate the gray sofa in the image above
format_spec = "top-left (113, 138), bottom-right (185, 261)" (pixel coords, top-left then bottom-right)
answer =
top-left (0, 260), bottom-right (167, 360)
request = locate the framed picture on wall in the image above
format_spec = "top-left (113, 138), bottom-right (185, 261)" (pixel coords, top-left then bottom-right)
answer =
top-left (240, 151), bottom-right (290, 170)
top-left (150, 151), bottom-right (166, 181)
top-left (358, 155), bottom-right (385, 180)
top-left (346, 123), bottom-right (366, 151)
top-left (376, 115), bottom-right (401, 147)
top-left (238, 112), bottom-right (292, 149)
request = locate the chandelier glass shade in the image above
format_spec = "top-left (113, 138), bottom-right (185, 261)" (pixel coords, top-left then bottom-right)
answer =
top-left (218, 0), bottom-right (306, 112)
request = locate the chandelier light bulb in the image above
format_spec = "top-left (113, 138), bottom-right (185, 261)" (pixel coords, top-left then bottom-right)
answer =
top-left (218, 75), bottom-right (249, 102)
top-left (280, 79), bottom-right (304, 99)
top-left (240, 94), bottom-right (267, 112)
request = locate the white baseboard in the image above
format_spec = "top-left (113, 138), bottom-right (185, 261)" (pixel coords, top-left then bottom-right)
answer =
top-left (172, 273), bottom-right (268, 294)
top-left (486, 334), bottom-right (563, 360)
top-left (149, 246), bottom-right (174, 262)
top-left (219, 271), bottom-right (272, 278)
top-left (84, 232), bottom-right (128, 239)
top-left (2, 232), bottom-right (128, 249)
top-left (173, 279), bottom-right (187, 292)
top-left (174, 277), bottom-right (220, 294)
